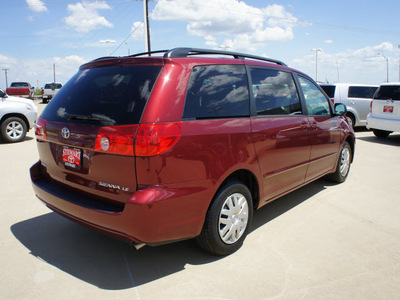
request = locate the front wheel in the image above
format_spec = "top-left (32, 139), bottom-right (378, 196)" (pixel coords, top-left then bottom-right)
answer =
top-left (0, 117), bottom-right (27, 143)
top-left (196, 181), bottom-right (253, 256)
top-left (327, 141), bottom-right (352, 183)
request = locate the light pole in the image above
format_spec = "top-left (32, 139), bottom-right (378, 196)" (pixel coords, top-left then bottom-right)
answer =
top-left (2, 68), bottom-right (9, 88)
top-left (311, 48), bottom-right (322, 82)
top-left (378, 53), bottom-right (389, 83)
top-left (125, 43), bottom-right (130, 56)
top-left (99, 39), bottom-right (116, 56)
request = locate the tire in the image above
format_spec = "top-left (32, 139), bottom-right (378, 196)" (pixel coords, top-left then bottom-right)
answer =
top-left (327, 141), bottom-right (352, 183)
top-left (346, 113), bottom-right (355, 129)
top-left (0, 117), bottom-right (27, 143)
top-left (372, 129), bottom-right (391, 138)
top-left (196, 181), bottom-right (253, 256)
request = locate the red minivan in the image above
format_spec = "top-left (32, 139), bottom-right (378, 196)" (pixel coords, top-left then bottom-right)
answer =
top-left (30, 48), bottom-right (355, 255)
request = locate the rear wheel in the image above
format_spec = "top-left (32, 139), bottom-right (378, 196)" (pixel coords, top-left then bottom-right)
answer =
top-left (327, 141), bottom-right (352, 183)
top-left (196, 181), bottom-right (253, 255)
top-left (0, 117), bottom-right (27, 143)
top-left (372, 129), bottom-right (391, 138)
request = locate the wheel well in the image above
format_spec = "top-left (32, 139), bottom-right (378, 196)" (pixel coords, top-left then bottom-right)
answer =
top-left (0, 113), bottom-right (30, 131)
top-left (346, 136), bottom-right (355, 163)
top-left (218, 170), bottom-right (260, 209)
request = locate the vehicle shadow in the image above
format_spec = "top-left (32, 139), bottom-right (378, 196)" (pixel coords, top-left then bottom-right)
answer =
top-left (11, 179), bottom-right (330, 290)
top-left (357, 133), bottom-right (400, 146)
top-left (0, 136), bottom-right (34, 145)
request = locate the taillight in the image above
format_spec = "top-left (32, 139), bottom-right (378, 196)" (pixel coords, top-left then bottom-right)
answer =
top-left (330, 98), bottom-right (334, 105)
top-left (135, 122), bottom-right (182, 157)
top-left (35, 117), bottom-right (47, 140)
top-left (370, 100), bottom-right (373, 112)
top-left (41, 89), bottom-right (44, 95)
top-left (95, 125), bottom-right (138, 156)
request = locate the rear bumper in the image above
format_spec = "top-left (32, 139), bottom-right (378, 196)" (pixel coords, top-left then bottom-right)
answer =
top-left (30, 161), bottom-right (212, 245)
top-left (366, 113), bottom-right (400, 132)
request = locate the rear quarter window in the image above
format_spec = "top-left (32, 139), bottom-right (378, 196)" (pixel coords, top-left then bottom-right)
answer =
top-left (183, 65), bottom-right (250, 119)
top-left (348, 86), bottom-right (377, 98)
top-left (41, 65), bottom-right (162, 125)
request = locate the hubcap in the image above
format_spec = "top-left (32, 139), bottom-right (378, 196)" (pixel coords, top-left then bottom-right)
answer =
top-left (218, 193), bottom-right (249, 244)
top-left (339, 147), bottom-right (350, 177)
top-left (6, 121), bottom-right (23, 140)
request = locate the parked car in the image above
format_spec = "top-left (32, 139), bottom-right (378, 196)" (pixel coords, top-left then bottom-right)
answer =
top-left (42, 82), bottom-right (63, 103)
top-left (366, 83), bottom-right (400, 138)
top-left (30, 48), bottom-right (355, 255)
top-left (6, 82), bottom-right (34, 99)
top-left (0, 89), bottom-right (37, 143)
top-left (319, 83), bottom-right (378, 128)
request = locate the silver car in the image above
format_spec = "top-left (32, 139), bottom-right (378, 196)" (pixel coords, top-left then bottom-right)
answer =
top-left (0, 89), bottom-right (38, 143)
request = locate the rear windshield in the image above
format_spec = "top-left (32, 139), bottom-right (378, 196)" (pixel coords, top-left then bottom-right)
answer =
top-left (348, 86), bottom-right (377, 98)
top-left (10, 82), bottom-right (29, 87)
top-left (374, 85), bottom-right (400, 101)
top-left (41, 65), bottom-right (162, 126)
top-left (44, 83), bottom-right (62, 89)
top-left (320, 85), bottom-right (335, 98)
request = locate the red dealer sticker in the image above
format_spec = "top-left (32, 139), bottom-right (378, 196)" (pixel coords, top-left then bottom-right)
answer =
top-left (62, 146), bottom-right (82, 169)
top-left (383, 106), bottom-right (394, 113)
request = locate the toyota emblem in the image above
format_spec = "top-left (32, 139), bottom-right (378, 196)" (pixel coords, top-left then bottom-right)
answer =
top-left (61, 127), bottom-right (70, 139)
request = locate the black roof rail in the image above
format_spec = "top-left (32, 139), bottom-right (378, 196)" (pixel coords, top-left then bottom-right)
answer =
top-left (164, 47), bottom-right (287, 66)
top-left (129, 50), bottom-right (169, 57)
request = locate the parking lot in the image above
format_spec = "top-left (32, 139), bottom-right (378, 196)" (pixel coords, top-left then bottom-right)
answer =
top-left (1, 99), bottom-right (400, 299)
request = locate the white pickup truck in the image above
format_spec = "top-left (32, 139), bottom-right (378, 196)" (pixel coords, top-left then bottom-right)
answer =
top-left (42, 82), bottom-right (62, 103)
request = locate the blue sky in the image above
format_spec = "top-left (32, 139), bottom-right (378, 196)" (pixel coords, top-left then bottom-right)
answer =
top-left (1, 0), bottom-right (400, 89)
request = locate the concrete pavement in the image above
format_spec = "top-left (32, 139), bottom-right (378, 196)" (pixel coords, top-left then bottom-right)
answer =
top-left (1, 100), bottom-right (400, 299)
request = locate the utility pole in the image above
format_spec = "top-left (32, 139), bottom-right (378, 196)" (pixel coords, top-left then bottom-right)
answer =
top-left (378, 53), bottom-right (389, 83)
top-left (2, 68), bottom-right (9, 88)
top-left (143, 0), bottom-right (151, 54)
top-left (311, 48), bottom-right (322, 82)
top-left (53, 63), bottom-right (56, 83)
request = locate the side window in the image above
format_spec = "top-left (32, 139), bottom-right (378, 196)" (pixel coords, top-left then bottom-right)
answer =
top-left (348, 86), bottom-right (377, 99)
top-left (250, 68), bottom-right (302, 116)
top-left (183, 65), bottom-right (249, 119)
top-left (298, 76), bottom-right (331, 116)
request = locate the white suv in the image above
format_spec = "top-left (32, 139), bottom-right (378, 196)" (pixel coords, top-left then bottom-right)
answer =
top-left (367, 83), bottom-right (400, 138)
top-left (0, 89), bottom-right (38, 143)
top-left (320, 83), bottom-right (378, 128)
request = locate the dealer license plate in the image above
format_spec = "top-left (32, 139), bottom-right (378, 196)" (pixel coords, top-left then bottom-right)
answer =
top-left (62, 146), bottom-right (82, 169)
top-left (383, 106), bottom-right (393, 113)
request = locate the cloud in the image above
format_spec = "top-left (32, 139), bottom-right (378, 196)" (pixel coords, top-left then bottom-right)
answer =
top-left (324, 40), bottom-right (333, 44)
top-left (26, 0), bottom-right (48, 13)
top-left (65, 1), bottom-right (113, 33)
top-left (152, 0), bottom-right (298, 50)
top-left (130, 22), bottom-right (144, 40)
top-left (291, 42), bottom-right (399, 84)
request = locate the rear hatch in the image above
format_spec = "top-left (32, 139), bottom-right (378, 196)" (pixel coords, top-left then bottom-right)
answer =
top-left (36, 62), bottom-right (163, 207)
top-left (372, 85), bottom-right (400, 119)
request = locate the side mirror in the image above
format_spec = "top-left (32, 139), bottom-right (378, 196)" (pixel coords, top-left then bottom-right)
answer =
top-left (334, 103), bottom-right (347, 116)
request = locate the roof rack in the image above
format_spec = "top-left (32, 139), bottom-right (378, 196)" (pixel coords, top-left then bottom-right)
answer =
top-left (92, 48), bottom-right (287, 67)
top-left (164, 48), bottom-right (287, 66)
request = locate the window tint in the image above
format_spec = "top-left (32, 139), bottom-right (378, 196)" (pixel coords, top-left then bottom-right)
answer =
top-left (44, 83), bottom-right (62, 89)
top-left (374, 85), bottom-right (400, 101)
top-left (183, 65), bottom-right (249, 119)
top-left (250, 69), bottom-right (301, 115)
top-left (298, 76), bottom-right (331, 116)
top-left (41, 65), bottom-right (162, 125)
top-left (320, 85), bottom-right (335, 98)
top-left (348, 86), bottom-right (377, 98)
top-left (11, 82), bottom-right (29, 87)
